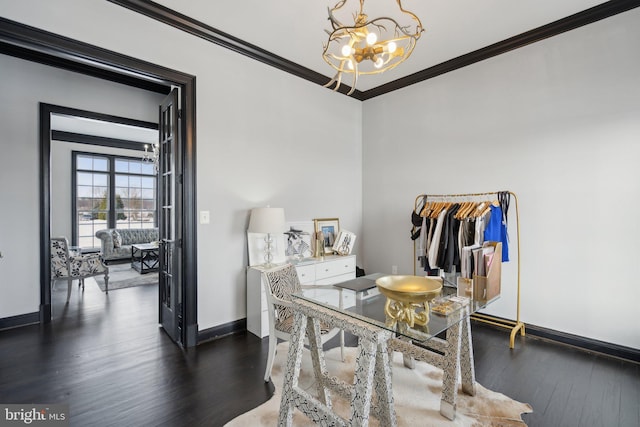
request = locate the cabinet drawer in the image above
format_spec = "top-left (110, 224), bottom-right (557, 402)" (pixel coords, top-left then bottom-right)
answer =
top-left (296, 264), bottom-right (316, 284)
top-left (316, 257), bottom-right (356, 280)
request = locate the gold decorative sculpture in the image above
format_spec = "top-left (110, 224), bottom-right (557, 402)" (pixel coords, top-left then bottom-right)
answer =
top-left (375, 275), bottom-right (442, 327)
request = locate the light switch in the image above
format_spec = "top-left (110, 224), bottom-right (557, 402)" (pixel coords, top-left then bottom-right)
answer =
top-left (200, 211), bottom-right (210, 224)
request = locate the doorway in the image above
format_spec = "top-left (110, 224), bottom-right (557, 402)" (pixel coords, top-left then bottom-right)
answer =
top-left (0, 19), bottom-right (198, 347)
top-left (47, 107), bottom-right (161, 322)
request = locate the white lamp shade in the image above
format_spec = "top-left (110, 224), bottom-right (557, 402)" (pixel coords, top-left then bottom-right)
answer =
top-left (247, 207), bottom-right (286, 234)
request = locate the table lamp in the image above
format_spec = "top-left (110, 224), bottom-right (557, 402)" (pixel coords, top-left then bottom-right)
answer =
top-left (248, 207), bottom-right (286, 268)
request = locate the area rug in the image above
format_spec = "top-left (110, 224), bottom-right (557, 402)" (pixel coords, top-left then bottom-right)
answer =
top-left (225, 342), bottom-right (532, 427)
top-left (95, 263), bottom-right (158, 291)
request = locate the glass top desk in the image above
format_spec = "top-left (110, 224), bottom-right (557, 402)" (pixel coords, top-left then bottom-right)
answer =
top-left (278, 273), bottom-right (497, 426)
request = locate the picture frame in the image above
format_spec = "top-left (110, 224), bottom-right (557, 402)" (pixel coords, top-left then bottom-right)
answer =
top-left (332, 229), bottom-right (356, 255)
top-left (247, 232), bottom-right (286, 267)
top-left (314, 218), bottom-right (340, 255)
top-left (283, 221), bottom-right (315, 260)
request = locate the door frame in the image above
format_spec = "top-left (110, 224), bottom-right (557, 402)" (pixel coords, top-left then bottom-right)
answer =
top-left (0, 17), bottom-right (198, 347)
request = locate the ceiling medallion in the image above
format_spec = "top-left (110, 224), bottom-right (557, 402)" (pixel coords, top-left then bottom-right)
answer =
top-left (323, 0), bottom-right (424, 95)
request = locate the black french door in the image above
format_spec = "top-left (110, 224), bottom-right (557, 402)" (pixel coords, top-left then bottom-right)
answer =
top-left (158, 88), bottom-right (183, 344)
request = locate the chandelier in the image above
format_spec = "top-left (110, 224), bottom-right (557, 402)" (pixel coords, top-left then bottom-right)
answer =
top-left (323, 0), bottom-right (423, 95)
top-left (142, 143), bottom-right (159, 173)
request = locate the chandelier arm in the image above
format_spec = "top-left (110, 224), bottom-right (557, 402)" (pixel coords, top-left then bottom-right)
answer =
top-left (335, 70), bottom-right (344, 92)
top-left (396, 0), bottom-right (424, 33)
top-left (367, 17), bottom-right (420, 38)
top-left (327, 0), bottom-right (348, 31)
top-left (347, 62), bottom-right (358, 96)
top-left (323, 73), bottom-right (338, 89)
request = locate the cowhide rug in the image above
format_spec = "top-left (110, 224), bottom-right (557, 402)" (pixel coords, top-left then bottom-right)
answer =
top-left (225, 342), bottom-right (532, 427)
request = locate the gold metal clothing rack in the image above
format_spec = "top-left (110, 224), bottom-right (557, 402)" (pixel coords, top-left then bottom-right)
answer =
top-left (412, 190), bottom-right (525, 348)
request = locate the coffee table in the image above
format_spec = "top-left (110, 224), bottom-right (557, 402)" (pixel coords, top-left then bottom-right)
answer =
top-left (131, 243), bottom-right (159, 274)
top-left (278, 274), bottom-right (496, 426)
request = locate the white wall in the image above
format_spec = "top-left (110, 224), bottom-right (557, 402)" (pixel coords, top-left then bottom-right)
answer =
top-left (0, 0), bottom-right (363, 329)
top-left (50, 141), bottom-right (143, 241)
top-left (362, 9), bottom-right (640, 348)
top-left (0, 53), bottom-right (162, 319)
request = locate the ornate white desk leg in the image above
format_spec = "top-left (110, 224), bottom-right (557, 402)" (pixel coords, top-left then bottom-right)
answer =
top-left (350, 339), bottom-right (377, 427)
top-left (278, 310), bottom-right (307, 427)
top-left (373, 341), bottom-right (396, 426)
top-left (460, 311), bottom-right (476, 396)
top-left (307, 316), bottom-right (331, 406)
top-left (440, 319), bottom-right (462, 420)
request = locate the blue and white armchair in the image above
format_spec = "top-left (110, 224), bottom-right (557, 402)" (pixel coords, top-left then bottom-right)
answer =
top-left (50, 237), bottom-right (109, 301)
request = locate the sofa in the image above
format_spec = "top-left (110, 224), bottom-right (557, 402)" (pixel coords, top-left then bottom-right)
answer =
top-left (95, 228), bottom-right (159, 262)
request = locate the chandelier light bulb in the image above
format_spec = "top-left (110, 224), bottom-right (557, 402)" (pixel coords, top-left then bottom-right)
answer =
top-left (347, 60), bottom-right (354, 70)
top-left (366, 32), bottom-right (377, 46)
top-left (374, 57), bottom-right (384, 68)
top-left (341, 44), bottom-right (352, 57)
top-left (387, 41), bottom-right (397, 54)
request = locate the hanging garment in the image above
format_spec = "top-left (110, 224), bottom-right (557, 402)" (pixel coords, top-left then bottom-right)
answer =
top-left (442, 204), bottom-right (462, 273)
top-left (483, 204), bottom-right (509, 262)
top-left (417, 215), bottom-right (430, 270)
top-left (428, 208), bottom-right (448, 268)
top-left (410, 196), bottom-right (428, 241)
top-left (436, 204), bottom-right (456, 270)
top-left (474, 209), bottom-right (490, 246)
top-left (458, 218), bottom-right (475, 264)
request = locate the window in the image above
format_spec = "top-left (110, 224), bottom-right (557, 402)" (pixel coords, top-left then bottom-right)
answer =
top-left (73, 152), bottom-right (156, 249)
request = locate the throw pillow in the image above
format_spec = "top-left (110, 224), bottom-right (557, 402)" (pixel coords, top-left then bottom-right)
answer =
top-left (112, 230), bottom-right (122, 248)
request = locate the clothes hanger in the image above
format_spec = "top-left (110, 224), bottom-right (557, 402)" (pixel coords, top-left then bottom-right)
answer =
top-left (473, 202), bottom-right (487, 218)
top-left (455, 201), bottom-right (470, 219)
top-left (464, 201), bottom-right (477, 219)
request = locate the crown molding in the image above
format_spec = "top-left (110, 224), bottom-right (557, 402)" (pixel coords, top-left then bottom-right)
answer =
top-left (0, 17), bottom-right (174, 94)
top-left (361, 0), bottom-right (640, 100)
top-left (108, 0), bottom-right (639, 101)
top-left (106, 0), bottom-right (365, 100)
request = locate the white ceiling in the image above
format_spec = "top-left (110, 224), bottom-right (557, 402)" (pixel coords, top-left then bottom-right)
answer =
top-left (51, 114), bottom-right (158, 144)
top-left (154, 0), bottom-right (605, 92)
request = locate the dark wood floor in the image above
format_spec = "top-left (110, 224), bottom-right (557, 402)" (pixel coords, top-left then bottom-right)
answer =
top-left (0, 280), bottom-right (637, 426)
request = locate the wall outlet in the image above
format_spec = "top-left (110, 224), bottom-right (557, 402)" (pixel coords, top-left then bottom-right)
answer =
top-left (391, 265), bottom-right (398, 274)
top-left (199, 210), bottom-right (210, 224)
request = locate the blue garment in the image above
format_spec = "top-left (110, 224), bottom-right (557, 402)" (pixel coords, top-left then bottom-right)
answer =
top-left (483, 205), bottom-right (509, 262)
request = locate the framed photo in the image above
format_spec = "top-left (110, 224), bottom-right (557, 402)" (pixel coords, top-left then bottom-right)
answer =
top-left (314, 218), bottom-right (340, 255)
top-left (332, 230), bottom-right (356, 255)
top-left (283, 221), bottom-right (314, 260)
top-left (247, 232), bottom-right (285, 267)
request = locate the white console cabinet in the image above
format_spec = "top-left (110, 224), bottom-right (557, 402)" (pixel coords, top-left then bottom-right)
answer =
top-left (246, 255), bottom-right (356, 338)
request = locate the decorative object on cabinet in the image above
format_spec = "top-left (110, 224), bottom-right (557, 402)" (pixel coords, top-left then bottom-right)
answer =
top-left (412, 190), bottom-right (524, 348)
top-left (261, 263), bottom-right (344, 382)
top-left (283, 221), bottom-right (314, 260)
top-left (247, 232), bottom-right (285, 267)
top-left (246, 255), bottom-right (356, 338)
top-left (247, 207), bottom-right (286, 267)
top-left (313, 218), bottom-right (340, 255)
top-left (332, 229), bottom-right (356, 255)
